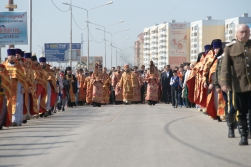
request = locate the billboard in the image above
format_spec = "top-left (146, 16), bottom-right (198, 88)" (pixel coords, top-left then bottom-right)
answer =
top-left (81, 56), bottom-right (103, 70)
top-left (0, 12), bottom-right (27, 45)
top-left (169, 23), bottom-right (187, 57)
top-left (44, 43), bottom-right (81, 62)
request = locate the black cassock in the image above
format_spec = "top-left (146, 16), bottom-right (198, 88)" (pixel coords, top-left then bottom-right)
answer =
top-left (63, 74), bottom-right (78, 107)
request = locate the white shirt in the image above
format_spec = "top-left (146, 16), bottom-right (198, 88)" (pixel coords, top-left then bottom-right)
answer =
top-left (183, 70), bottom-right (191, 87)
top-left (166, 71), bottom-right (169, 78)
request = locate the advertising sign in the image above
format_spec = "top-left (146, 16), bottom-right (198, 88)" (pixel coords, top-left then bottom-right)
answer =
top-left (169, 23), bottom-right (187, 57)
top-left (81, 56), bottom-right (103, 70)
top-left (0, 12), bottom-right (27, 45)
top-left (44, 43), bottom-right (81, 62)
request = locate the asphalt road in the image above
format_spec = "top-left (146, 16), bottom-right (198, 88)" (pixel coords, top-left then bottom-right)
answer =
top-left (0, 103), bottom-right (251, 167)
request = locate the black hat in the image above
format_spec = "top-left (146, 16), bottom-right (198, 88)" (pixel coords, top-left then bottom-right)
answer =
top-left (31, 54), bottom-right (37, 61)
top-left (66, 67), bottom-right (72, 71)
top-left (7, 49), bottom-right (16, 56)
top-left (211, 39), bottom-right (222, 49)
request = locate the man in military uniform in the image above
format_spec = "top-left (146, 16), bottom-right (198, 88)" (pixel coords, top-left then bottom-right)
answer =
top-left (221, 24), bottom-right (251, 146)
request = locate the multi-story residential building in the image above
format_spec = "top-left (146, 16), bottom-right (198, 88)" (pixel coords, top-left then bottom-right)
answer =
top-left (190, 16), bottom-right (225, 63)
top-left (134, 33), bottom-right (144, 67)
top-left (140, 14), bottom-right (251, 67)
top-left (225, 13), bottom-right (251, 42)
top-left (143, 21), bottom-right (190, 70)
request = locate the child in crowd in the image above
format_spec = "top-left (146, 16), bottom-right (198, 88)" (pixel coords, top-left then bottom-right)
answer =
top-left (170, 70), bottom-right (180, 108)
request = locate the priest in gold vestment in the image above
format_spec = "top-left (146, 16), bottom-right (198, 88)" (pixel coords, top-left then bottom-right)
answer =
top-left (119, 64), bottom-right (133, 105)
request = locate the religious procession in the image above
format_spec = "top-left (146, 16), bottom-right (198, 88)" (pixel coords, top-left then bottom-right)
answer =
top-left (0, 24), bottom-right (250, 147)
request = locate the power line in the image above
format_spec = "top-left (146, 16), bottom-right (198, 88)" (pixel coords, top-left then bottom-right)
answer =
top-left (32, 19), bottom-right (43, 44)
top-left (72, 14), bottom-right (87, 30)
top-left (51, 0), bottom-right (70, 12)
top-left (89, 29), bottom-right (104, 44)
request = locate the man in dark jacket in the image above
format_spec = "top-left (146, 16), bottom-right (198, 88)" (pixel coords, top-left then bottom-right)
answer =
top-left (161, 65), bottom-right (173, 104)
top-left (63, 67), bottom-right (78, 107)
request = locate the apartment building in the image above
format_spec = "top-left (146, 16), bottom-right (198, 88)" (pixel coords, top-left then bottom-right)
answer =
top-left (143, 21), bottom-right (190, 70)
top-left (140, 13), bottom-right (251, 66)
top-left (134, 33), bottom-right (144, 67)
top-left (190, 17), bottom-right (225, 63)
top-left (225, 13), bottom-right (251, 42)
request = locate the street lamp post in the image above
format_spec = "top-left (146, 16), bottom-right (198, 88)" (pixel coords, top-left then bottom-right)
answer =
top-left (107, 37), bottom-right (128, 66)
top-left (69, 0), bottom-right (72, 67)
top-left (96, 28), bottom-right (129, 67)
top-left (87, 21), bottom-right (124, 68)
top-left (63, 1), bottom-right (113, 70)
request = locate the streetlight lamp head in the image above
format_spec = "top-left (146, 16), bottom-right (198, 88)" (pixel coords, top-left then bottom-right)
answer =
top-left (119, 20), bottom-right (124, 23)
top-left (62, 2), bottom-right (69, 5)
top-left (106, 1), bottom-right (113, 5)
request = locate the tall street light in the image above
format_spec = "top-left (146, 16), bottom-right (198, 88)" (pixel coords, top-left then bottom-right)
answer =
top-left (96, 28), bottom-right (129, 67)
top-left (108, 37), bottom-right (129, 66)
top-left (117, 37), bottom-right (129, 66)
top-left (87, 20), bottom-right (124, 68)
top-left (62, 1), bottom-right (113, 70)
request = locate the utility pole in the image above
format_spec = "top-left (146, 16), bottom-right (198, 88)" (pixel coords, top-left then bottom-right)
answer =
top-left (69, 0), bottom-right (72, 67)
top-left (81, 33), bottom-right (83, 62)
top-left (6, 0), bottom-right (17, 49)
top-left (29, 0), bottom-right (32, 52)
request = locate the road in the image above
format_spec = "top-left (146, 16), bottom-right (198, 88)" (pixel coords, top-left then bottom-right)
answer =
top-left (0, 104), bottom-right (251, 167)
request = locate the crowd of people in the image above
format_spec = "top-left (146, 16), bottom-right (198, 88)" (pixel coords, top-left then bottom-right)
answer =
top-left (0, 24), bottom-right (250, 147)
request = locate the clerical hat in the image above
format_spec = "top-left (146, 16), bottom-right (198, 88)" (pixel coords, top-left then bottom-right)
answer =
top-left (24, 53), bottom-right (31, 58)
top-left (7, 49), bottom-right (16, 56)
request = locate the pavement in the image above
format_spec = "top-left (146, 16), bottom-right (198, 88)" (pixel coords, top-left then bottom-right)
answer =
top-left (0, 103), bottom-right (251, 167)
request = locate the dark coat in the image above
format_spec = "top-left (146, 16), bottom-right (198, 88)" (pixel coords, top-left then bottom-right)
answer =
top-left (161, 70), bottom-right (173, 89)
top-left (63, 74), bottom-right (78, 94)
top-left (221, 39), bottom-right (251, 93)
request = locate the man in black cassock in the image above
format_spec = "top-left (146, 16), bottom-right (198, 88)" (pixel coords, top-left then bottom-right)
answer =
top-left (63, 67), bottom-right (78, 107)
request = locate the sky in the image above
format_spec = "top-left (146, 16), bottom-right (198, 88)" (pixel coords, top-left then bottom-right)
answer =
top-left (0, 0), bottom-right (251, 69)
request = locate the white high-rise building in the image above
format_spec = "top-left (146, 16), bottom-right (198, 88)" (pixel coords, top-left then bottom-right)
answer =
top-left (225, 13), bottom-right (251, 42)
top-left (190, 17), bottom-right (225, 63)
top-left (143, 21), bottom-right (190, 70)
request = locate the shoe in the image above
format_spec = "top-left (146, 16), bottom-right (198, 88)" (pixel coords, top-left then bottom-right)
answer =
top-left (0, 126), bottom-right (2, 130)
top-left (49, 110), bottom-right (53, 116)
top-left (62, 107), bottom-right (65, 111)
top-left (217, 116), bottom-right (222, 122)
top-left (228, 128), bottom-right (235, 138)
top-left (12, 122), bottom-right (18, 126)
top-left (44, 111), bottom-right (49, 117)
top-left (239, 136), bottom-right (248, 146)
top-left (238, 121), bottom-right (249, 146)
top-left (22, 120), bottom-right (27, 124)
top-left (53, 110), bottom-right (57, 113)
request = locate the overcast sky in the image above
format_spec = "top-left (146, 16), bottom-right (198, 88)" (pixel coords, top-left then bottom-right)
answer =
top-left (0, 0), bottom-right (250, 68)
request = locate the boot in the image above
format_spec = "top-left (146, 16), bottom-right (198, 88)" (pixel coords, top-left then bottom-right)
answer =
top-left (227, 113), bottom-right (236, 138)
top-left (238, 121), bottom-right (248, 146)
top-left (249, 132), bottom-right (251, 139)
top-left (44, 111), bottom-right (49, 117)
top-left (228, 127), bottom-right (235, 138)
